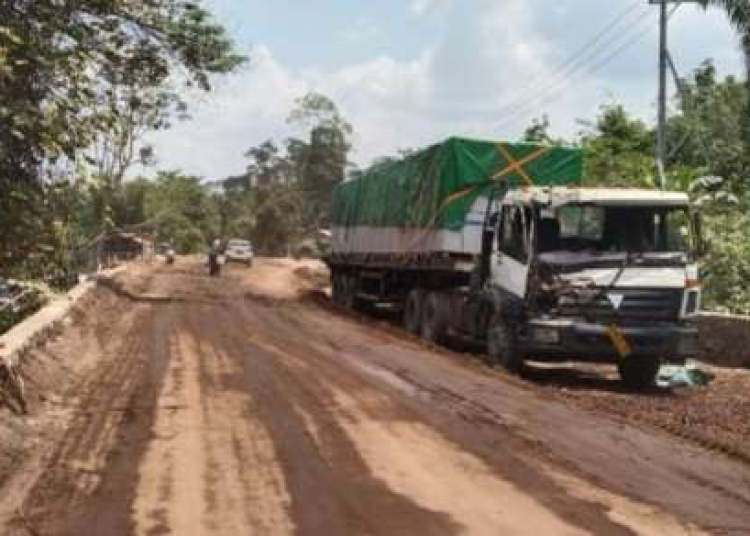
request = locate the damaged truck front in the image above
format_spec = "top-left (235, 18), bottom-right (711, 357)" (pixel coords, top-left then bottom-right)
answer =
top-left (488, 187), bottom-right (702, 388)
top-left (328, 138), bottom-right (704, 389)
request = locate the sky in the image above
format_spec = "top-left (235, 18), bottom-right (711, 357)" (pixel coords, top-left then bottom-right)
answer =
top-left (143, 0), bottom-right (746, 181)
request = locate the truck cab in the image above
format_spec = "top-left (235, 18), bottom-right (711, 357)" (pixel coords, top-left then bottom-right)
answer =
top-left (480, 187), bottom-right (701, 387)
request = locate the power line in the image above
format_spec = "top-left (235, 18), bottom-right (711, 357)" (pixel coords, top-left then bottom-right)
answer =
top-left (496, 17), bottom-right (656, 131)
top-left (492, 0), bottom-right (647, 119)
top-left (495, 3), bottom-right (682, 133)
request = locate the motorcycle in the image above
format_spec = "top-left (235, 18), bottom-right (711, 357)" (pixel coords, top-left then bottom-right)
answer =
top-left (208, 252), bottom-right (221, 276)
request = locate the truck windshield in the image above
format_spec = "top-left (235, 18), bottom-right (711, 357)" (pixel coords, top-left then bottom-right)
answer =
top-left (542, 204), bottom-right (691, 255)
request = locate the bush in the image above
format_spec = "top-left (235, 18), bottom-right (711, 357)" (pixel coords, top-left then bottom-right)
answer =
top-left (701, 208), bottom-right (750, 313)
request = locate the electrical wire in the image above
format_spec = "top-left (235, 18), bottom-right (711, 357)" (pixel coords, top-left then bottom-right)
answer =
top-left (491, 0), bottom-right (648, 119)
top-left (495, 3), bottom-right (683, 133)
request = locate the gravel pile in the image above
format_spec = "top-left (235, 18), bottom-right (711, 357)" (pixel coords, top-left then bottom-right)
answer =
top-left (529, 363), bottom-right (750, 464)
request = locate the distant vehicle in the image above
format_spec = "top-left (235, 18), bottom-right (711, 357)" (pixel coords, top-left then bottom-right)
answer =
top-left (157, 242), bottom-right (176, 265)
top-left (225, 239), bottom-right (253, 266)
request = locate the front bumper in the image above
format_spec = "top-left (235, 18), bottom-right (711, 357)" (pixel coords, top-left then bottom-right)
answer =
top-left (226, 254), bottom-right (253, 263)
top-left (520, 318), bottom-right (698, 362)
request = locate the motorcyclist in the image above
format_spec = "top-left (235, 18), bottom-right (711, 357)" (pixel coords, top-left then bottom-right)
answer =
top-left (208, 239), bottom-right (222, 277)
top-left (165, 239), bottom-right (176, 265)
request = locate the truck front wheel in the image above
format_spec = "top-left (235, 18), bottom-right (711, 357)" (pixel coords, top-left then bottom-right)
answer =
top-left (404, 289), bottom-right (424, 335)
top-left (420, 291), bottom-right (450, 345)
top-left (486, 312), bottom-right (523, 372)
top-left (618, 357), bottom-right (660, 390)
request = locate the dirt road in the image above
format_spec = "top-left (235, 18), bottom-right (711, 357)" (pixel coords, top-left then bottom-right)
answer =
top-left (1, 259), bottom-right (749, 535)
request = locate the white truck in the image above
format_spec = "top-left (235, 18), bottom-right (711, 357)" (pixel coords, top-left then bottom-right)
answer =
top-left (328, 139), bottom-right (703, 388)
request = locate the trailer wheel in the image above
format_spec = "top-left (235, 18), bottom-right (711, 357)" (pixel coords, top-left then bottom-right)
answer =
top-left (420, 292), bottom-right (450, 345)
top-left (486, 311), bottom-right (523, 372)
top-left (332, 271), bottom-right (347, 305)
top-left (618, 357), bottom-right (660, 390)
top-left (331, 271), bottom-right (341, 303)
top-left (404, 289), bottom-right (424, 335)
top-left (342, 274), bottom-right (358, 310)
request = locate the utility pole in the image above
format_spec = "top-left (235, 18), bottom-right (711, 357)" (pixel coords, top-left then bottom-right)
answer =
top-left (650, 0), bottom-right (700, 189)
top-left (657, 0), bottom-right (669, 190)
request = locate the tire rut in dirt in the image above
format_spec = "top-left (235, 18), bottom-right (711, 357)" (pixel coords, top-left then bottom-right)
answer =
top-left (17, 301), bottom-right (175, 536)
top-left (261, 295), bottom-right (750, 534)
top-left (228, 294), bottom-right (649, 536)
top-left (202, 301), bottom-right (460, 536)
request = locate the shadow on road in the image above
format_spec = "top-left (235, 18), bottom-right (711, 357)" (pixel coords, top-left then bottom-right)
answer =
top-left (520, 361), bottom-right (672, 396)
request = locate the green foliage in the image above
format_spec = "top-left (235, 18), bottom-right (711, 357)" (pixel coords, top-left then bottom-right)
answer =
top-left (699, 1), bottom-right (750, 155)
top-left (701, 207), bottom-right (750, 313)
top-left (287, 92), bottom-right (353, 230)
top-left (143, 171), bottom-right (219, 253)
top-left (666, 61), bottom-right (748, 190)
top-left (0, 0), bottom-right (243, 274)
top-left (250, 185), bottom-right (304, 256)
top-left (214, 92), bottom-right (354, 256)
top-left (580, 103), bottom-right (656, 187)
top-left (522, 115), bottom-right (555, 145)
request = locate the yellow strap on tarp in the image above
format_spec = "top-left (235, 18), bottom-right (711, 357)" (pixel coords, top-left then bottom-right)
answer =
top-left (402, 184), bottom-right (480, 252)
top-left (493, 144), bottom-right (551, 186)
top-left (606, 324), bottom-right (633, 358)
top-left (403, 143), bottom-right (551, 251)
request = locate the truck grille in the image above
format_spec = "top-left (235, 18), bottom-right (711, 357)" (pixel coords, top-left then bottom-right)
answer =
top-left (559, 288), bottom-right (683, 322)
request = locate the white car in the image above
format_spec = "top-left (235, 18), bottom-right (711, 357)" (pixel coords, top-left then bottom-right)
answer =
top-left (225, 239), bottom-right (254, 266)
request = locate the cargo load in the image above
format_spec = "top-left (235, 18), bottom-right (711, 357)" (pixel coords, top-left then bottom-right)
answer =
top-left (331, 137), bottom-right (584, 258)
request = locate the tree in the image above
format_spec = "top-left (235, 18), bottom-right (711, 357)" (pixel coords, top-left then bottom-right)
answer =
top-left (143, 171), bottom-right (219, 253)
top-left (699, 1), bottom-right (750, 155)
top-left (287, 92), bottom-right (353, 231)
top-left (666, 61), bottom-right (747, 190)
top-left (250, 184), bottom-right (304, 255)
top-left (0, 0), bottom-right (244, 273)
top-left (522, 115), bottom-right (554, 144)
top-left (579, 104), bottom-right (655, 187)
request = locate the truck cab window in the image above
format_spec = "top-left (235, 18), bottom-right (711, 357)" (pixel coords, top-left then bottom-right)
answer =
top-left (558, 205), bottom-right (605, 243)
top-left (498, 206), bottom-right (528, 263)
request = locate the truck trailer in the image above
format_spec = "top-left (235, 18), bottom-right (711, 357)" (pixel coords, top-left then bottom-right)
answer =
top-left (328, 137), bottom-right (702, 388)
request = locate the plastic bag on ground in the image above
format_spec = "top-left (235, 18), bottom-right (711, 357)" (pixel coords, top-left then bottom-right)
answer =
top-left (657, 362), bottom-right (715, 388)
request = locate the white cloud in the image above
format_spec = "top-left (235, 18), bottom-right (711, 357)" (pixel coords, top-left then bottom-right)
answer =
top-left (410, 0), bottom-right (451, 16)
top-left (144, 2), bottom-right (745, 180)
top-left (144, 47), bottom-right (438, 178)
top-left (338, 18), bottom-right (382, 47)
top-left (142, 46), bottom-right (309, 179)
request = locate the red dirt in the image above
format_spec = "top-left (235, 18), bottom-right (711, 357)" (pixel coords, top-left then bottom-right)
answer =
top-left (0, 258), bottom-right (747, 535)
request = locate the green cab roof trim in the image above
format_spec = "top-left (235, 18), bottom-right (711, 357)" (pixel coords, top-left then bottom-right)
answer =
top-left (332, 137), bottom-right (584, 231)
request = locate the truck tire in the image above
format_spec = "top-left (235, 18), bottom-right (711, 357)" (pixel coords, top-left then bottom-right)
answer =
top-left (332, 271), bottom-right (346, 305)
top-left (404, 289), bottom-right (425, 335)
top-left (486, 311), bottom-right (523, 372)
top-left (342, 274), bottom-right (358, 310)
top-left (618, 357), bottom-right (660, 390)
top-left (420, 291), bottom-right (450, 345)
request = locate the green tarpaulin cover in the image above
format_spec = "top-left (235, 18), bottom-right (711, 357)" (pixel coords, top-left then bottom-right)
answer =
top-left (332, 137), bottom-right (584, 231)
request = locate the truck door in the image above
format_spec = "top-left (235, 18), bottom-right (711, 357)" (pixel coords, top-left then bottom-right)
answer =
top-left (491, 204), bottom-right (532, 299)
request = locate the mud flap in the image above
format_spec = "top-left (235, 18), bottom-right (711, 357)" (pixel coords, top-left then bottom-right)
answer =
top-left (606, 324), bottom-right (633, 359)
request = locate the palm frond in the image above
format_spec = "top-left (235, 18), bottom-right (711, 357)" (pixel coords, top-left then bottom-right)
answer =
top-left (700, 0), bottom-right (750, 32)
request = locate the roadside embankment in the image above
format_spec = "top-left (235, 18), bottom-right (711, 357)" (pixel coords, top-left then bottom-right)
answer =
top-left (697, 312), bottom-right (750, 369)
top-left (0, 280), bottom-right (94, 370)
